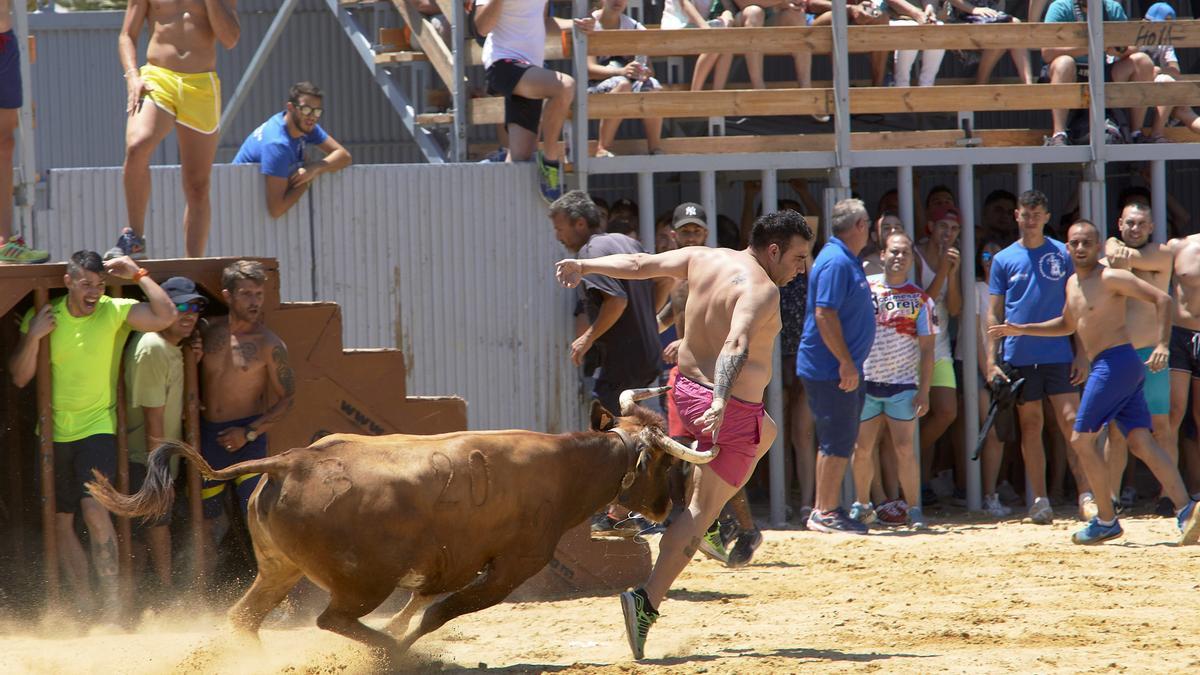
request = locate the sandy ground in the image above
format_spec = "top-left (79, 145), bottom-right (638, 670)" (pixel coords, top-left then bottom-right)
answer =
top-left (3, 511), bottom-right (1200, 674)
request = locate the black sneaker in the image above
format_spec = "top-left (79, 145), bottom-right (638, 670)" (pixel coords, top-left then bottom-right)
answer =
top-left (807, 507), bottom-right (869, 535)
top-left (726, 528), bottom-right (763, 568)
top-left (619, 588), bottom-right (659, 660)
top-left (591, 513), bottom-right (640, 538)
top-left (104, 227), bottom-right (147, 260)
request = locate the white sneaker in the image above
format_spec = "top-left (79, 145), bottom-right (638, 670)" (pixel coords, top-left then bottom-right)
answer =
top-left (984, 493), bottom-right (1011, 517)
top-left (1079, 492), bottom-right (1099, 522)
top-left (1028, 497), bottom-right (1054, 525)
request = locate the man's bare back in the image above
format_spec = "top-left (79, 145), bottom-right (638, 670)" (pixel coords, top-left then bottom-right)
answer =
top-left (133, 0), bottom-right (232, 73)
top-left (1170, 234), bottom-right (1200, 331)
top-left (200, 315), bottom-right (289, 423)
top-left (675, 248), bottom-right (781, 404)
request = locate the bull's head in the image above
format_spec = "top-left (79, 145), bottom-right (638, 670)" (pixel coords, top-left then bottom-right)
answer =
top-left (589, 387), bottom-right (715, 523)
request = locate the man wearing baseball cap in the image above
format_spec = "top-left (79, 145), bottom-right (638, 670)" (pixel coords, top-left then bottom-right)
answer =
top-left (671, 202), bottom-right (710, 248)
top-left (124, 276), bottom-right (208, 591)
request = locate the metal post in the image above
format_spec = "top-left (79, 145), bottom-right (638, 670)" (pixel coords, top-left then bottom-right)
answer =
top-left (1017, 164), bottom-right (1033, 196)
top-left (571, 0), bottom-right (590, 192)
top-left (1080, 174), bottom-right (1106, 238)
top-left (218, 0), bottom-right (302, 140)
top-left (13, 0), bottom-right (37, 236)
top-left (450, 0), bottom-right (469, 162)
top-left (637, 172), bottom-right (655, 251)
top-left (898, 166), bottom-right (915, 232)
top-left (830, 0), bottom-right (851, 171)
top-left (760, 169), bottom-right (785, 526)
top-left (1150, 160), bottom-right (1167, 242)
top-left (184, 337), bottom-right (206, 589)
top-left (958, 165), bottom-right (982, 512)
top-left (34, 287), bottom-right (59, 607)
top-left (701, 170), bottom-right (717, 248)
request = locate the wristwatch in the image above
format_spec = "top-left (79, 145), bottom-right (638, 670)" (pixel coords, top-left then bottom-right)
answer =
top-left (245, 426), bottom-right (260, 442)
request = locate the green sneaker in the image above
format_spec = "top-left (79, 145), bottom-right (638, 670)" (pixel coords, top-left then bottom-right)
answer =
top-left (697, 519), bottom-right (730, 563)
top-left (619, 588), bottom-right (658, 659)
top-left (536, 151), bottom-right (562, 203)
top-left (0, 236), bottom-right (50, 264)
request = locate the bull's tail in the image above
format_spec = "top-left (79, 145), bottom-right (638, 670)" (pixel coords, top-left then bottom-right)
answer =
top-left (85, 440), bottom-right (294, 521)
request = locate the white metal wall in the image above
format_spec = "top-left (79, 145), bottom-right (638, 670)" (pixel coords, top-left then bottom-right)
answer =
top-left (35, 163), bottom-right (584, 434)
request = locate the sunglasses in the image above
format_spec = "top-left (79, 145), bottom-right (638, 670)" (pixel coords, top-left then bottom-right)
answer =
top-left (294, 103), bottom-right (323, 119)
top-left (175, 300), bottom-right (207, 314)
top-left (981, 252), bottom-right (994, 263)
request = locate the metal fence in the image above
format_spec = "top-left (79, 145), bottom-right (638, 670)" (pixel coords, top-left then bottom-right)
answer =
top-left (33, 163), bottom-right (585, 434)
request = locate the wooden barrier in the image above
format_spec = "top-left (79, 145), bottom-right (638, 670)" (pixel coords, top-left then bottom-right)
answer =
top-left (34, 287), bottom-right (58, 607)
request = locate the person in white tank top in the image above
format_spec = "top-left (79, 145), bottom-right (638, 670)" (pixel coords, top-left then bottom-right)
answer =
top-left (913, 204), bottom-right (963, 492)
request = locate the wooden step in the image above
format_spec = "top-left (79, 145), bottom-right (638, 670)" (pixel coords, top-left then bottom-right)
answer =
top-left (374, 50), bottom-right (429, 64)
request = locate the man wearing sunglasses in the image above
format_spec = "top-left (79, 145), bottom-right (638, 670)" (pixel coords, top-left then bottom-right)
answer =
top-left (233, 82), bottom-right (352, 219)
top-left (123, 276), bottom-right (207, 593)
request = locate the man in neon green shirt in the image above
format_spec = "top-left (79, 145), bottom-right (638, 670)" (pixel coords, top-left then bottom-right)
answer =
top-left (125, 276), bottom-right (206, 592)
top-left (8, 250), bottom-right (177, 619)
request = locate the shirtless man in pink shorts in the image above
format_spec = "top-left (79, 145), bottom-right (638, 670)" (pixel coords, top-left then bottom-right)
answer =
top-left (556, 208), bottom-right (814, 660)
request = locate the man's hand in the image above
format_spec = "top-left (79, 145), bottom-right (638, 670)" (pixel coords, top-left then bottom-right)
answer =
top-left (972, 6), bottom-right (1000, 17)
top-left (838, 359), bottom-right (859, 392)
top-left (126, 73), bottom-right (152, 116)
top-left (1107, 240), bottom-right (1132, 269)
top-left (622, 62), bottom-right (643, 80)
top-left (1070, 352), bottom-right (1090, 386)
top-left (663, 338), bottom-right (682, 364)
top-left (942, 246), bottom-right (961, 273)
top-left (103, 255), bottom-right (141, 279)
top-left (288, 163), bottom-right (323, 189)
top-left (27, 305), bottom-right (57, 339)
top-left (1146, 344), bottom-right (1170, 372)
top-left (572, 17), bottom-right (595, 32)
top-left (987, 321), bottom-right (1020, 339)
top-left (216, 426), bottom-right (248, 453)
top-left (695, 397), bottom-right (727, 438)
top-left (570, 331), bottom-right (594, 366)
top-left (987, 362), bottom-right (1009, 385)
top-left (914, 390), bottom-right (929, 417)
top-left (555, 259), bottom-right (584, 288)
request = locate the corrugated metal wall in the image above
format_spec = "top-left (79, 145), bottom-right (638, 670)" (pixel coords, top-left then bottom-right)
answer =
top-left (35, 163), bottom-right (584, 433)
top-left (28, 0), bottom-right (428, 170)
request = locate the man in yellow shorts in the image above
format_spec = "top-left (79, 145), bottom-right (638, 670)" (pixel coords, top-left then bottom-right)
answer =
top-left (112, 0), bottom-right (239, 260)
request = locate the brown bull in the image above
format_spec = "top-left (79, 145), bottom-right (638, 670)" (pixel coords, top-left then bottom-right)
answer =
top-left (87, 387), bottom-right (713, 661)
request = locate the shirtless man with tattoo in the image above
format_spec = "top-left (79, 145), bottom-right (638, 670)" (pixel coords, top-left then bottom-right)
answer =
top-left (110, 0), bottom-right (239, 259)
top-left (556, 210), bottom-right (813, 660)
top-left (198, 260), bottom-right (294, 573)
top-left (991, 220), bottom-right (1200, 546)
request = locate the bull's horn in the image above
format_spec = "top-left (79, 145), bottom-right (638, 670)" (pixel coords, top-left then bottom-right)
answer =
top-left (650, 427), bottom-right (715, 464)
top-left (619, 386), bottom-right (672, 415)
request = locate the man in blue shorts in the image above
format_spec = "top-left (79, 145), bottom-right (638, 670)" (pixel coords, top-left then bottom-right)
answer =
top-left (991, 220), bottom-right (1200, 545)
top-left (797, 198), bottom-right (876, 534)
top-left (986, 190), bottom-right (1091, 525)
top-left (233, 82), bottom-right (353, 219)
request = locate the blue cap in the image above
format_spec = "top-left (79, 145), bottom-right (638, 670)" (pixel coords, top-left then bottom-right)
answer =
top-left (1145, 2), bottom-right (1176, 21)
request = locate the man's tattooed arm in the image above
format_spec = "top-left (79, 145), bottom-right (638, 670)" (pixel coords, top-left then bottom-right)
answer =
top-left (712, 348), bottom-right (749, 401)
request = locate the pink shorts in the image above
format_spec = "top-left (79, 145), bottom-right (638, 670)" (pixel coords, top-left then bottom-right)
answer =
top-left (671, 373), bottom-right (765, 487)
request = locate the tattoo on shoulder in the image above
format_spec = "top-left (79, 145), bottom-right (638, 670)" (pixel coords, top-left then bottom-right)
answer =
top-left (731, 273), bottom-right (747, 285)
top-left (273, 344), bottom-right (296, 397)
top-left (713, 350), bottom-right (749, 400)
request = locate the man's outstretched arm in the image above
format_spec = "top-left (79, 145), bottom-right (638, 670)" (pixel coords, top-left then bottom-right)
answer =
top-left (555, 248), bottom-right (693, 287)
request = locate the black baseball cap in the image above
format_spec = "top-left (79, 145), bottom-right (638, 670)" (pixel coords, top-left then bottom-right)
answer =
top-left (672, 202), bottom-right (708, 230)
top-left (160, 276), bottom-right (206, 306)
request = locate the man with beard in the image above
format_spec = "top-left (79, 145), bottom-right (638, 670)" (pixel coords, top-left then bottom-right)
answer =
top-left (555, 209), bottom-right (813, 659)
top-left (8, 251), bottom-right (176, 619)
top-left (112, 0), bottom-right (240, 259)
top-left (198, 260), bottom-right (295, 574)
top-left (233, 82), bottom-right (352, 219)
top-left (990, 220), bottom-right (1200, 545)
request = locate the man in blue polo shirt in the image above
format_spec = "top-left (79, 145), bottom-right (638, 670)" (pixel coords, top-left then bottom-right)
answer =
top-left (797, 198), bottom-right (876, 534)
top-left (986, 189), bottom-right (1091, 525)
top-left (233, 81), bottom-right (353, 218)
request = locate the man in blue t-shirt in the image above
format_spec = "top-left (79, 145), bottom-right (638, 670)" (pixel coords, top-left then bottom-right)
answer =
top-left (986, 190), bottom-right (1091, 525)
top-left (796, 198), bottom-right (876, 535)
top-left (233, 82), bottom-right (352, 218)
top-left (1041, 0), bottom-right (1157, 146)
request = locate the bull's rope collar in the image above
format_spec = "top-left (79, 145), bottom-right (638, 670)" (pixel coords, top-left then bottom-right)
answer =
top-left (608, 427), bottom-right (641, 493)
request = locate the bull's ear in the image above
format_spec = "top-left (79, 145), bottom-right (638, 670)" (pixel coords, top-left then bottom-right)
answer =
top-left (590, 400), bottom-right (617, 431)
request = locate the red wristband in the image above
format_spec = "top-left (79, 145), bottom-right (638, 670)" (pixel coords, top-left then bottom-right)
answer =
top-left (133, 268), bottom-right (149, 282)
